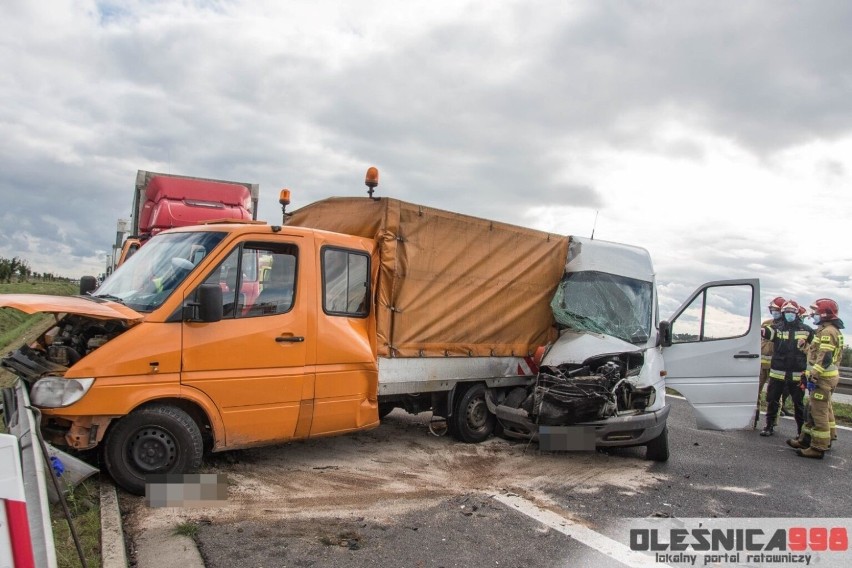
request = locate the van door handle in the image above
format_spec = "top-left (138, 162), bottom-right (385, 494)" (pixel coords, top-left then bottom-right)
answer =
top-left (276, 336), bottom-right (304, 343)
top-left (733, 352), bottom-right (759, 359)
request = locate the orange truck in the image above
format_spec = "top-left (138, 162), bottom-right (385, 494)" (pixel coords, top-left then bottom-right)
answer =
top-left (0, 169), bottom-right (760, 495)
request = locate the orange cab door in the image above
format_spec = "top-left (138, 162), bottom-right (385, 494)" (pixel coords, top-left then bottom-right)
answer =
top-left (181, 237), bottom-right (313, 448)
top-left (310, 244), bottom-right (378, 436)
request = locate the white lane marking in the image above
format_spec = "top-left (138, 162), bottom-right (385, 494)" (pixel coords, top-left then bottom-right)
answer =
top-left (666, 394), bottom-right (852, 431)
top-left (494, 493), bottom-right (671, 568)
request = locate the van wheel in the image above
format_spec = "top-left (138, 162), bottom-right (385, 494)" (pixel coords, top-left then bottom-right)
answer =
top-left (645, 426), bottom-right (670, 462)
top-left (451, 384), bottom-right (495, 443)
top-left (104, 405), bottom-right (203, 495)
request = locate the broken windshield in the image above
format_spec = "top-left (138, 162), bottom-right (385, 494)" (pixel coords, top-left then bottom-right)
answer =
top-left (94, 231), bottom-right (227, 313)
top-left (551, 271), bottom-right (653, 344)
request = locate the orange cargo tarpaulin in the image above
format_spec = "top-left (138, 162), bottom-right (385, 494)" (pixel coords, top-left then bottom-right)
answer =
top-left (287, 197), bottom-right (568, 358)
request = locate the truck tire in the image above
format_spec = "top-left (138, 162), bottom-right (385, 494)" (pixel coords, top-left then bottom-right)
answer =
top-left (645, 426), bottom-right (669, 462)
top-left (103, 405), bottom-right (203, 495)
top-left (451, 383), bottom-right (495, 443)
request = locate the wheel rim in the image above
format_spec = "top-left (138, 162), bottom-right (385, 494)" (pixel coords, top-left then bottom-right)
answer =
top-left (128, 426), bottom-right (177, 473)
top-left (465, 395), bottom-right (489, 432)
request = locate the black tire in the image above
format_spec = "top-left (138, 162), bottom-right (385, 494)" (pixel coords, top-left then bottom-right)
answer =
top-left (104, 405), bottom-right (203, 495)
top-left (378, 402), bottom-right (396, 420)
top-left (645, 426), bottom-right (670, 462)
top-left (451, 384), bottom-right (495, 443)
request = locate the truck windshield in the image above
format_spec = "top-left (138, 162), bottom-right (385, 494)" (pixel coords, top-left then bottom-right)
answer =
top-left (94, 231), bottom-right (227, 313)
top-left (551, 271), bottom-right (653, 344)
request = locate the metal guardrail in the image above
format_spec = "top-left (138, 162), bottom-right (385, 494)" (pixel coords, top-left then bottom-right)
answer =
top-left (2, 382), bottom-right (58, 567)
top-left (840, 366), bottom-right (851, 385)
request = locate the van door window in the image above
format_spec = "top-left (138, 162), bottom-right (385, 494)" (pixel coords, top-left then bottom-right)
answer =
top-left (670, 284), bottom-right (754, 343)
top-left (200, 242), bottom-right (298, 318)
top-left (322, 247), bottom-right (369, 317)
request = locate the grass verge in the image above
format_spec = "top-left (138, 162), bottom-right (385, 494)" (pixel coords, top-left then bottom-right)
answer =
top-left (52, 479), bottom-right (102, 568)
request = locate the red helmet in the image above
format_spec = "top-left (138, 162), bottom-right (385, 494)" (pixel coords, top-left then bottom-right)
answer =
top-left (810, 298), bottom-right (839, 320)
top-left (769, 296), bottom-right (786, 311)
top-left (781, 300), bottom-right (800, 313)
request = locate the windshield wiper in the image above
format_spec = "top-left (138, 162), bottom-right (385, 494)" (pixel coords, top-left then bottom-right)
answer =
top-left (92, 293), bottom-right (126, 305)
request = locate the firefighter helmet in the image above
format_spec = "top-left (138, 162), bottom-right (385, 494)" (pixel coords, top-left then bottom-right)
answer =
top-left (781, 300), bottom-right (799, 313)
top-left (810, 298), bottom-right (839, 320)
top-left (769, 296), bottom-right (786, 311)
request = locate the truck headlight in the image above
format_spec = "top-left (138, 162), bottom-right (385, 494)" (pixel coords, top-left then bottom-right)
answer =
top-left (31, 377), bottom-right (95, 408)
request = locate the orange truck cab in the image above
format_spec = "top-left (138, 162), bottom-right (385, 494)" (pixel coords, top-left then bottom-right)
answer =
top-left (2, 222), bottom-right (379, 494)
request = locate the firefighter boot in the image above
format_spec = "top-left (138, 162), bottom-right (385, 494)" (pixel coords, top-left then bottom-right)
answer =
top-left (760, 425), bottom-right (774, 437)
top-left (796, 447), bottom-right (824, 460)
top-left (786, 438), bottom-right (806, 449)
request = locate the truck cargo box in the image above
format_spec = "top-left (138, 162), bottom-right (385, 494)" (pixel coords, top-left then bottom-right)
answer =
top-left (286, 197), bottom-right (569, 359)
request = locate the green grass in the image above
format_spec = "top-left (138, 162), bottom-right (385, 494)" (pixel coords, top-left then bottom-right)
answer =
top-left (174, 521), bottom-right (200, 539)
top-left (0, 280), bottom-right (77, 384)
top-left (52, 479), bottom-right (101, 568)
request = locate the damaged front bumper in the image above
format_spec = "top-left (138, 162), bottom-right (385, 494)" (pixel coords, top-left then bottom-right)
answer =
top-left (495, 402), bottom-right (670, 449)
top-left (578, 403), bottom-right (670, 447)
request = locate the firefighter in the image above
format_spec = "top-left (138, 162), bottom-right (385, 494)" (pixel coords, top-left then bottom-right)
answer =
top-left (787, 298), bottom-right (845, 458)
top-left (760, 300), bottom-right (813, 437)
top-left (755, 297), bottom-right (786, 428)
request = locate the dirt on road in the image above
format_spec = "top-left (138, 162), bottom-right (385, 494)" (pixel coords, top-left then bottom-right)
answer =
top-left (119, 409), bottom-right (667, 566)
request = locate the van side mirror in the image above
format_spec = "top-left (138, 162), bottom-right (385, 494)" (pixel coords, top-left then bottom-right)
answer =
top-left (197, 284), bottom-right (223, 322)
top-left (658, 320), bottom-right (672, 347)
top-left (79, 275), bottom-right (98, 295)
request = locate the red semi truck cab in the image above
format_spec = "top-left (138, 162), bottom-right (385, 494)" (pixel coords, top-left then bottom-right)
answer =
top-left (113, 170), bottom-right (260, 271)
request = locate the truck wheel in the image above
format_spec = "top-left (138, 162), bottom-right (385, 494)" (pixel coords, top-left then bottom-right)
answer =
top-left (103, 405), bottom-right (203, 495)
top-left (645, 426), bottom-right (669, 462)
top-left (451, 384), bottom-right (495, 443)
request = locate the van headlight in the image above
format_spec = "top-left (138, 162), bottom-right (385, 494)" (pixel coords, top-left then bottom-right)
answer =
top-left (31, 377), bottom-right (95, 408)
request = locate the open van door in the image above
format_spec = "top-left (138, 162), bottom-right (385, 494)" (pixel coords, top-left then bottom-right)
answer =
top-left (660, 279), bottom-right (761, 430)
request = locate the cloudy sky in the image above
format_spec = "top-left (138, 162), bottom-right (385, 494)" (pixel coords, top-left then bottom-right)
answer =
top-left (1, 0), bottom-right (851, 319)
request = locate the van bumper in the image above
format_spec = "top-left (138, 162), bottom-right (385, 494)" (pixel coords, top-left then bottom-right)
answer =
top-left (583, 403), bottom-right (671, 448)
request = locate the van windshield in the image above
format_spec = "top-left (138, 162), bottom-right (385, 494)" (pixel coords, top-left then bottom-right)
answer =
top-left (94, 231), bottom-right (227, 312)
top-left (551, 271), bottom-right (653, 344)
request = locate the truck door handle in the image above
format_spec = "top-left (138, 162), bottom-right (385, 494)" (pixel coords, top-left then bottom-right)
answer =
top-left (276, 336), bottom-right (304, 343)
top-left (733, 353), bottom-right (759, 359)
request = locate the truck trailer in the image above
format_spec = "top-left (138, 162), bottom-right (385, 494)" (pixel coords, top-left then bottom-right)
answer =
top-left (0, 169), bottom-right (760, 494)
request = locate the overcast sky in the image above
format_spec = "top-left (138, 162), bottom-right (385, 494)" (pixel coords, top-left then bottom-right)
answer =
top-left (1, 0), bottom-right (850, 319)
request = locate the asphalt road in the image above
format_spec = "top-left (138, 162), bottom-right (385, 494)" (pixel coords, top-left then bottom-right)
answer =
top-left (123, 397), bottom-right (852, 568)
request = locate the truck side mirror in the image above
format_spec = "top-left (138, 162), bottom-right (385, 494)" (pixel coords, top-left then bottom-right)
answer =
top-left (197, 284), bottom-right (223, 323)
top-left (79, 275), bottom-right (98, 295)
top-left (658, 320), bottom-right (672, 347)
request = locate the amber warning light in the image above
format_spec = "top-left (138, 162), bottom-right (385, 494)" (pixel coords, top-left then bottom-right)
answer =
top-left (279, 189), bottom-right (291, 221)
top-left (365, 167), bottom-right (379, 199)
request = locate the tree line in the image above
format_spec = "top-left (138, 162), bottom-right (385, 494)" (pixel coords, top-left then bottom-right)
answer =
top-left (0, 256), bottom-right (65, 283)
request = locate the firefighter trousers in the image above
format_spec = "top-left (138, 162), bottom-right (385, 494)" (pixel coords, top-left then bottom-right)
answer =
top-left (766, 376), bottom-right (805, 433)
top-left (800, 375), bottom-right (839, 451)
